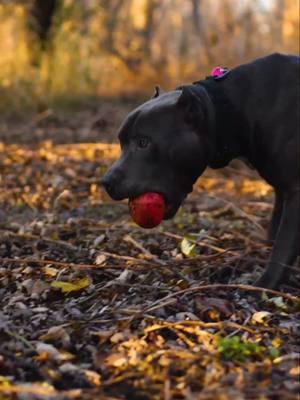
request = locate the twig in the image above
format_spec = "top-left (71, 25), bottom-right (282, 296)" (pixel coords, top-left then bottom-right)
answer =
top-left (123, 234), bottom-right (166, 265)
top-left (143, 284), bottom-right (298, 314)
top-left (0, 257), bottom-right (150, 271)
top-left (6, 330), bottom-right (35, 350)
top-left (144, 319), bottom-right (256, 335)
top-left (208, 194), bottom-right (266, 236)
top-left (226, 254), bottom-right (300, 273)
top-left (0, 250), bottom-right (236, 271)
top-left (231, 230), bottom-right (271, 249)
top-left (0, 230), bottom-right (78, 251)
top-left (227, 314), bottom-right (252, 337)
top-left (162, 231), bottom-right (239, 255)
top-left (31, 109), bottom-right (54, 125)
top-left (246, 201), bottom-right (273, 209)
top-left (273, 352), bottom-right (300, 364)
top-left (143, 298), bottom-right (178, 313)
top-left (172, 247), bottom-right (237, 263)
top-left (101, 251), bottom-right (155, 265)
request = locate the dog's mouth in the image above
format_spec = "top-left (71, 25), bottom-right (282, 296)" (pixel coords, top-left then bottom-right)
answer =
top-left (150, 192), bottom-right (182, 220)
top-left (128, 190), bottom-right (182, 221)
top-left (164, 200), bottom-right (181, 219)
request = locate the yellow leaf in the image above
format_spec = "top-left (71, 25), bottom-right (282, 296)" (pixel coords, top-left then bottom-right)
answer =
top-left (43, 266), bottom-right (58, 277)
top-left (105, 353), bottom-right (127, 367)
top-left (84, 370), bottom-right (101, 387)
top-left (252, 311), bottom-right (272, 324)
top-left (51, 277), bottom-right (90, 293)
top-left (0, 376), bottom-right (11, 388)
top-left (271, 337), bottom-right (282, 348)
top-left (180, 237), bottom-right (196, 257)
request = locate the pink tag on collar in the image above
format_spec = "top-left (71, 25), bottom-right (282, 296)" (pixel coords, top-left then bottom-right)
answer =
top-left (211, 66), bottom-right (224, 77)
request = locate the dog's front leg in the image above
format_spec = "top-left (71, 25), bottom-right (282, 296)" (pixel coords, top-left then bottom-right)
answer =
top-left (256, 189), bottom-right (299, 289)
top-left (268, 190), bottom-right (284, 243)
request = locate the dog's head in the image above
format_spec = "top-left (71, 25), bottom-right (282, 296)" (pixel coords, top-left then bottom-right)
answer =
top-left (102, 85), bottom-right (214, 219)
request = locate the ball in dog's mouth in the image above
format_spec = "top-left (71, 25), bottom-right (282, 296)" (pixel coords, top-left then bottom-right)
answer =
top-left (128, 192), bottom-right (166, 228)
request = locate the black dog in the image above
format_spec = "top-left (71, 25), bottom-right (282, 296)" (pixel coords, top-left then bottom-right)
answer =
top-left (102, 53), bottom-right (299, 289)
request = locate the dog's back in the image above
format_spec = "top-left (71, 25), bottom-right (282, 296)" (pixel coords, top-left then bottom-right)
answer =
top-left (220, 53), bottom-right (299, 189)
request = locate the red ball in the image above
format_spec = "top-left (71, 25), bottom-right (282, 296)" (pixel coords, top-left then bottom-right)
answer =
top-left (129, 192), bottom-right (166, 228)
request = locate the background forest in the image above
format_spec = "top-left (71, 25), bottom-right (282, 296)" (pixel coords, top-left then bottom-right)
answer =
top-left (0, 0), bottom-right (299, 111)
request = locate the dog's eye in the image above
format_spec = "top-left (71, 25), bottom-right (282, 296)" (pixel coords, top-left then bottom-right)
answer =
top-left (136, 137), bottom-right (149, 149)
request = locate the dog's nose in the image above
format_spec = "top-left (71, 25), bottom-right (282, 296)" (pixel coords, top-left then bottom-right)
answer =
top-left (101, 170), bottom-right (125, 200)
top-left (101, 174), bottom-right (114, 193)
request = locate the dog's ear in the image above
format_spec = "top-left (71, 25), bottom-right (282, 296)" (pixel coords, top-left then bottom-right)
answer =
top-left (177, 86), bottom-right (205, 127)
top-left (177, 86), bottom-right (212, 133)
top-left (152, 85), bottom-right (164, 98)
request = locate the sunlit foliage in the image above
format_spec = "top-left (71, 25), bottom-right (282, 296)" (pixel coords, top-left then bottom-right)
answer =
top-left (0, 0), bottom-right (298, 110)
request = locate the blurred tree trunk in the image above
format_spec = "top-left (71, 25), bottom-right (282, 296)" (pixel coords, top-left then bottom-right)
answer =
top-left (142, 0), bottom-right (160, 57)
top-left (102, 0), bottom-right (125, 49)
top-left (272, 0), bottom-right (285, 47)
top-left (29, 0), bottom-right (58, 44)
top-left (245, 9), bottom-right (255, 56)
top-left (101, 0), bottom-right (160, 72)
top-left (101, 0), bottom-right (142, 70)
top-left (190, 0), bottom-right (213, 64)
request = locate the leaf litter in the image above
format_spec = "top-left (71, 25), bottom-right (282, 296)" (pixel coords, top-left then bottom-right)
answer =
top-left (0, 120), bottom-right (299, 400)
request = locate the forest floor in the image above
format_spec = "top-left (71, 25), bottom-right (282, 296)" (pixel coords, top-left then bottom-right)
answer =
top-left (0, 105), bottom-right (299, 400)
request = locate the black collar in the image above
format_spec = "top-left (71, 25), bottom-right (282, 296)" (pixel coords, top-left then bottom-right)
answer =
top-left (191, 76), bottom-right (246, 168)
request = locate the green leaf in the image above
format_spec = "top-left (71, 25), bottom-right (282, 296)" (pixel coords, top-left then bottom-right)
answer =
top-left (217, 336), bottom-right (264, 362)
top-left (180, 237), bottom-right (196, 257)
top-left (268, 347), bottom-right (280, 360)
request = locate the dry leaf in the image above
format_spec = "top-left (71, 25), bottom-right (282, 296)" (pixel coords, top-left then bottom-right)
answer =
top-left (194, 296), bottom-right (233, 320)
top-left (84, 370), bottom-right (101, 386)
top-left (36, 342), bottom-right (74, 362)
top-left (51, 277), bottom-right (90, 293)
top-left (40, 325), bottom-right (71, 346)
top-left (95, 253), bottom-right (106, 265)
top-left (180, 237), bottom-right (196, 257)
top-left (252, 311), bottom-right (272, 324)
top-left (105, 353), bottom-right (128, 367)
top-left (43, 266), bottom-right (59, 277)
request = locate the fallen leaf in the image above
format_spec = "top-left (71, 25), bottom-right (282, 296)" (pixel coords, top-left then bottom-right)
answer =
top-left (105, 353), bottom-right (128, 367)
top-left (84, 369), bottom-right (101, 386)
top-left (95, 253), bottom-right (106, 265)
top-left (93, 234), bottom-right (106, 247)
top-left (40, 325), bottom-right (71, 346)
top-left (194, 296), bottom-right (233, 320)
top-left (36, 342), bottom-right (74, 362)
top-left (252, 311), bottom-right (272, 324)
top-left (21, 279), bottom-right (49, 296)
top-left (268, 296), bottom-right (287, 310)
top-left (0, 375), bottom-right (11, 388)
top-left (180, 237), bottom-right (196, 257)
top-left (115, 269), bottom-right (132, 284)
top-left (53, 189), bottom-right (74, 210)
top-left (43, 266), bottom-right (59, 277)
top-left (51, 277), bottom-right (90, 293)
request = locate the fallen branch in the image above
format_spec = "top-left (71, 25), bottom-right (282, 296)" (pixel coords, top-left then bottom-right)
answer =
top-left (162, 231), bottom-right (239, 255)
top-left (143, 283), bottom-right (298, 314)
top-left (0, 256), bottom-right (150, 270)
top-left (0, 230), bottom-right (78, 251)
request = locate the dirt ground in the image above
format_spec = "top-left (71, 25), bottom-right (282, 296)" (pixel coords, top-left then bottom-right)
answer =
top-left (0, 105), bottom-right (299, 400)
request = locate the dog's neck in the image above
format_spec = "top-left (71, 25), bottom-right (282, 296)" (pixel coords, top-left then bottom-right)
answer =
top-left (191, 78), bottom-right (247, 169)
